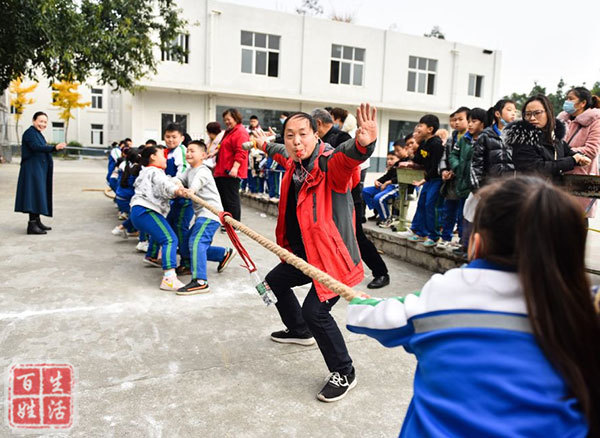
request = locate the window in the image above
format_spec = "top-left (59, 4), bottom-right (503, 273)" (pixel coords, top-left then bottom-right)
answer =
top-left (240, 30), bottom-right (280, 77)
top-left (407, 56), bottom-right (437, 95)
top-left (161, 34), bottom-right (189, 63)
top-left (10, 105), bottom-right (16, 114)
top-left (91, 88), bottom-right (103, 109)
top-left (161, 113), bottom-right (188, 137)
top-left (52, 122), bottom-right (65, 144)
top-left (468, 74), bottom-right (484, 97)
top-left (330, 44), bottom-right (364, 86)
top-left (91, 124), bottom-right (103, 145)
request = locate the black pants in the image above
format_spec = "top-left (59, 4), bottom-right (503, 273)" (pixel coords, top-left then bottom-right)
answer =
top-left (265, 262), bottom-right (353, 375)
top-left (215, 177), bottom-right (241, 221)
top-left (355, 205), bottom-right (388, 277)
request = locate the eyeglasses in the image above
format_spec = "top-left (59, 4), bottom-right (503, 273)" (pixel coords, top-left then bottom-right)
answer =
top-left (523, 110), bottom-right (545, 120)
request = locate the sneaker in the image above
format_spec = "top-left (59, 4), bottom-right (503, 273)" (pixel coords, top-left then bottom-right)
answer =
top-left (270, 329), bottom-right (316, 346)
top-left (117, 212), bottom-right (128, 220)
top-left (160, 276), bottom-right (185, 291)
top-left (177, 279), bottom-right (210, 295)
top-left (407, 235), bottom-right (425, 242)
top-left (143, 256), bottom-right (162, 268)
top-left (377, 218), bottom-right (393, 228)
top-left (452, 247), bottom-right (468, 258)
top-left (136, 241), bottom-right (149, 253)
top-left (269, 197), bottom-right (280, 203)
top-left (111, 226), bottom-right (128, 239)
top-left (317, 369), bottom-right (357, 403)
top-left (217, 248), bottom-right (236, 273)
top-left (176, 265), bottom-right (192, 276)
top-left (397, 229), bottom-right (416, 239)
top-left (421, 238), bottom-right (437, 248)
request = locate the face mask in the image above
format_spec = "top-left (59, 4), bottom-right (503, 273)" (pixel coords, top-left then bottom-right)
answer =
top-left (333, 123), bottom-right (340, 129)
top-left (279, 118), bottom-right (286, 124)
top-left (563, 100), bottom-right (576, 115)
top-left (500, 118), bottom-right (511, 127)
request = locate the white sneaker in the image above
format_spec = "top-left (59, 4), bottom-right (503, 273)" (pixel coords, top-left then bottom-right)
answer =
top-left (111, 226), bottom-right (128, 239)
top-left (117, 212), bottom-right (129, 220)
top-left (269, 197), bottom-right (279, 203)
top-left (160, 276), bottom-right (185, 291)
top-left (397, 229), bottom-right (415, 239)
top-left (435, 240), bottom-right (452, 250)
top-left (136, 241), bottom-right (149, 253)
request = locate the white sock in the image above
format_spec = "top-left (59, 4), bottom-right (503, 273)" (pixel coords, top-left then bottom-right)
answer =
top-left (163, 269), bottom-right (176, 278)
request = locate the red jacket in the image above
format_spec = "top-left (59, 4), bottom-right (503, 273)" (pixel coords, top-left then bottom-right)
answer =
top-left (263, 137), bottom-right (375, 301)
top-left (214, 123), bottom-right (249, 179)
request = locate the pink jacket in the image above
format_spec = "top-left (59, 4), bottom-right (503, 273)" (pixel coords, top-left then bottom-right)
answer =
top-left (558, 108), bottom-right (600, 217)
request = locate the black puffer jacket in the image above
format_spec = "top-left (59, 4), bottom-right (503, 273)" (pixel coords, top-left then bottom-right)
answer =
top-left (471, 125), bottom-right (514, 187)
top-left (504, 119), bottom-right (576, 180)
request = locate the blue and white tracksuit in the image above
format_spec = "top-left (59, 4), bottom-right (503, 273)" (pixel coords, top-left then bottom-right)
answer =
top-left (107, 147), bottom-right (121, 192)
top-left (347, 259), bottom-right (588, 437)
top-left (178, 165), bottom-right (226, 280)
top-left (266, 157), bottom-right (284, 198)
top-left (362, 184), bottom-right (399, 221)
top-left (130, 166), bottom-right (180, 270)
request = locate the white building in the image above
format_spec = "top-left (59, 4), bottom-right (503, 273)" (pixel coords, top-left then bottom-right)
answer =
top-left (6, 0), bottom-right (501, 171)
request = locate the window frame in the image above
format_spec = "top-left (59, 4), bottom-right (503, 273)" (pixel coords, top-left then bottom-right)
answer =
top-left (90, 123), bottom-right (104, 146)
top-left (468, 74), bottom-right (484, 98)
top-left (407, 56), bottom-right (437, 95)
top-left (240, 30), bottom-right (280, 78)
top-left (91, 88), bottom-right (103, 109)
top-left (330, 44), bottom-right (365, 86)
top-left (161, 33), bottom-right (190, 64)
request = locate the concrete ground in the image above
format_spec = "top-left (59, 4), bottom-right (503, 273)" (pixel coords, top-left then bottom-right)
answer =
top-left (0, 159), bottom-right (431, 437)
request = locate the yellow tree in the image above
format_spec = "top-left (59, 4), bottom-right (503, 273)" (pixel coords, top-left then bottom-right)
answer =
top-left (51, 80), bottom-right (90, 143)
top-left (9, 77), bottom-right (38, 144)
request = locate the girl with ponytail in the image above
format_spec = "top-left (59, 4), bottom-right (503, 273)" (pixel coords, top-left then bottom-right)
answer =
top-left (559, 86), bottom-right (600, 220)
top-left (471, 99), bottom-right (517, 188)
top-left (347, 175), bottom-right (599, 437)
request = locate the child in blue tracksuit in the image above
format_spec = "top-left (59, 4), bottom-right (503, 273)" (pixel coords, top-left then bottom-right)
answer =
top-left (397, 115), bottom-right (444, 246)
top-left (112, 148), bottom-right (141, 237)
top-left (347, 176), bottom-right (599, 437)
top-left (130, 145), bottom-right (187, 291)
top-left (176, 141), bottom-right (236, 295)
top-left (106, 141), bottom-right (123, 192)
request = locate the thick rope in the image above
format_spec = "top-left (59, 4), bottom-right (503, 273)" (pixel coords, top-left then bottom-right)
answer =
top-left (185, 193), bottom-right (360, 302)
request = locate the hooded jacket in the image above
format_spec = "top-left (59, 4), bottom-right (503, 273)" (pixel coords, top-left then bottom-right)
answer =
top-left (262, 137), bottom-right (375, 302)
top-left (504, 119), bottom-right (576, 180)
top-left (558, 108), bottom-right (600, 217)
top-left (472, 124), bottom-right (515, 187)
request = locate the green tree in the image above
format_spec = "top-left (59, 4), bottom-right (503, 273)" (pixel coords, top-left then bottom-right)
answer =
top-left (0, 0), bottom-right (187, 92)
top-left (424, 26), bottom-right (446, 40)
top-left (504, 79), bottom-right (566, 114)
top-left (591, 81), bottom-right (600, 97)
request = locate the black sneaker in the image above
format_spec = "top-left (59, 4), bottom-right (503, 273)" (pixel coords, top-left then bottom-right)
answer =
top-left (270, 329), bottom-right (315, 346)
top-left (177, 279), bottom-right (210, 295)
top-left (317, 369), bottom-right (357, 402)
top-left (217, 248), bottom-right (236, 273)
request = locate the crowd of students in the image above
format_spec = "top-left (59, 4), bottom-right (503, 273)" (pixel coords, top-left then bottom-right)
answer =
top-left (103, 92), bottom-right (600, 434)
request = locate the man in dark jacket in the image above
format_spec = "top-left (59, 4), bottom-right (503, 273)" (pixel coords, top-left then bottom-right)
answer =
top-left (251, 104), bottom-right (377, 403)
top-left (311, 108), bottom-right (352, 147)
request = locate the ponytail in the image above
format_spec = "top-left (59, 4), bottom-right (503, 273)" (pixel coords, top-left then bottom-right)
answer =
top-left (516, 182), bottom-right (600, 435)
top-left (591, 94), bottom-right (600, 109)
top-left (120, 149), bottom-right (141, 188)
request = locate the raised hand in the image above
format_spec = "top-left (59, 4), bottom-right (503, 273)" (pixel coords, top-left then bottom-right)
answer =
top-left (355, 103), bottom-right (377, 147)
top-left (249, 127), bottom-right (277, 150)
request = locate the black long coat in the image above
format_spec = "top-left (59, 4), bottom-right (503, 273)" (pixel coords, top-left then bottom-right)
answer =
top-left (14, 126), bottom-right (55, 216)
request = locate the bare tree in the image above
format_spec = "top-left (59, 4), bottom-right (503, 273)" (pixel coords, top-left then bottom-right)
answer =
top-left (296, 0), bottom-right (323, 16)
top-left (424, 25), bottom-right (446, 40)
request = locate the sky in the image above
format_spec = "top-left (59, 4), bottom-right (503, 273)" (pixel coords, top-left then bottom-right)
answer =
top-left (224, 0), bottom-right (600, 97)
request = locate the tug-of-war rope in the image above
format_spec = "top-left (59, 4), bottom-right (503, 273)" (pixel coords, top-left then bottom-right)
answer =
top-left (183, 192), bottom-right (361, 302)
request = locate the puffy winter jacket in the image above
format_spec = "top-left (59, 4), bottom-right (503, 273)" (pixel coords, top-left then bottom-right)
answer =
top-left (504, 120), bottom-right (576, 181)
top-left (214, 123), bottom-right (249, 179)
top-left (448, 132), bottom-right (477, 198)
top-left (472, 124), bottom-right (514, 187)
top-left (262, 137), bottom-right (375, 301)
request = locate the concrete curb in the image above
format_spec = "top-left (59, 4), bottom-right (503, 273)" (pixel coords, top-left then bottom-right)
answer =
top-left (240, 192), bottom-right (465, 273)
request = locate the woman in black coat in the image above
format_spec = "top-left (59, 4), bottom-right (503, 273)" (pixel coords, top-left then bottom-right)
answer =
top-left (14, 111), bottom-right (66, 234)
top-left (504, 94), bottom-right (590, 181)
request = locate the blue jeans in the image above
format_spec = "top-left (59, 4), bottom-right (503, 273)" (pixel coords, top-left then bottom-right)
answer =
top-left (440, 198), bottom-right (465, 241)
top-left (186, 217), bottom-right (226, 280)
top-left (131, 206), bottom-right (178, 270)
top-left (411, 179), bottom-right (443, 241)
top-left (363, 185), bottom-right (399, 220)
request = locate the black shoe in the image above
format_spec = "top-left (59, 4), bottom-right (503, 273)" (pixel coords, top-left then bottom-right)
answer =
top-left (317, 368), bottom-right (357, 402)
top-left (367, 275), bottom-right (390, 289)
top-left (367, 214), bottom-right (379, 222)
top-left (27, 220), bottom-right (46, 235)
top-left (177, 279), bottom-right (210, 295)
top-left (36, 219), bottom-right (51, 231)
top-left (217, 248), bottom-right (236, 273)
top-left (270, 329), bottom-right (315, 346)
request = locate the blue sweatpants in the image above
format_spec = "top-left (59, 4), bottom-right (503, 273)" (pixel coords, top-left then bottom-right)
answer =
top-left (362, 184), bottom-right (399, 220)
top-left (440, 198), bottom-right (465, 241)
top-left (267, 170), bottom-right (282, 198)
top-left (410, 178), bottom-right (443, 241)
top-left (130, 205), bottom-right (178, 270)
top-left (187, 217), bottom-right (227, 280)
top-left (167, 198), bottom-right (194, 260)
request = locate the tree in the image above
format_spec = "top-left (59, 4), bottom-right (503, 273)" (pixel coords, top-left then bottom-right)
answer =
top-left (9, 76), bottom-right (37, 144)
top-left (591, 81), bottom-right (600, 97)
top-left (0, 0), bottom-right (187, 92)
top-left (424, 26), bottom-right (445, 40)
top-left (51, 81), bottom-right (90, 143)
top-left (504, 78), bottom-right (571, 115)
top-left (296, 0), bottom-right (324, 16)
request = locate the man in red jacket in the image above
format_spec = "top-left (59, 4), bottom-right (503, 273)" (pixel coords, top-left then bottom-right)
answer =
top-left (252, 103), bottom-right (377, 402)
